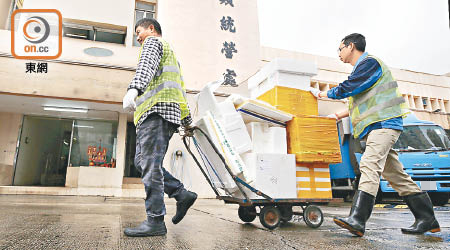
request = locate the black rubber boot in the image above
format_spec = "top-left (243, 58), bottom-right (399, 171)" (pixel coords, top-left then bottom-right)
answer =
top-left (124, 217), bottom-right (167, 237)
top-left (333, 190), bottom-right (375, 237)
top-left (172, 190), bottom-right (197, 224)
top-left (401, 192), bottom-right (441, 234)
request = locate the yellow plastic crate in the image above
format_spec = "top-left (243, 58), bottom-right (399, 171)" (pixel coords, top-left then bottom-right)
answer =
top-left (296, 163), bottom-right (332, 199)
top-left (257, 86), bottom-right (318, 116)
top-left (287, 115), bottom-right (342, 163)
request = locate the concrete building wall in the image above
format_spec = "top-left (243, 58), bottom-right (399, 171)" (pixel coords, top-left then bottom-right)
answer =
top-left (158, 0), bottom-right (261, 90)
top-left (0, 56), bottom-right (132, 103)
top-left (22, 0), bottom-right (131, 26)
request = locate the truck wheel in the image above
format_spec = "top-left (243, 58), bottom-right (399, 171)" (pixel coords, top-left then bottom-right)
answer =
top-left (428, 192), bottom-right (449, 206)
top-left (259, 206), bottom-right (281, 230)
top-left (278, 205), bottom-right (293, 222)
top-left (238, 206), bottom-right (256, 222)
top-left (303, 205), bottom-right (323, 228)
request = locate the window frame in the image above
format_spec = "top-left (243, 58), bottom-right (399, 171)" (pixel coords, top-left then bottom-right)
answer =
top-left (63, 22), bottom-right (126, 45)
top-left (133, 1), bottom-right (157, 47)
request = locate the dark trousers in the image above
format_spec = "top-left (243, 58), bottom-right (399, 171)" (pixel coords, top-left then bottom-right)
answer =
top-left (135, 114), bottom-right (186, 218)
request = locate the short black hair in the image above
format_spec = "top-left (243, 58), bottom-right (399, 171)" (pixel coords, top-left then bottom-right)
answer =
top-left (135, 18), bottom-right (162, 35)
top-left (341, 33), bottom-right (366, 52)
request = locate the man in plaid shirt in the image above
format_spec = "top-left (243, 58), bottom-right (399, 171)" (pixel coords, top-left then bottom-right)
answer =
top-left (122, 18), bottom-right (197, 237)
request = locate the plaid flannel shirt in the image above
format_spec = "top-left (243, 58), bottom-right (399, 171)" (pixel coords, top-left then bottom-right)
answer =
top-left (128, 37), bottom-right (192, 129)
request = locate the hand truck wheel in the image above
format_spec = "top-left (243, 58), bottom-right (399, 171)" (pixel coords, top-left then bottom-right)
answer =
top-left (303, 205), bottom-right (323, 228)
top-left (259, 206), bottom-right (281, 230)
top-left (238, 205), bottom-right (257, 223)
top-left (278, 205), bottom-right (293, 223)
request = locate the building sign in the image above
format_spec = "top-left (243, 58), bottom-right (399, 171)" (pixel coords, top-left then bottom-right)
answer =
top-left (219, 0), bottom-right (234, 7)
top-left (221, 41), bottom-right (237, 59)
top-left (219, 16), bottom-right (236, 33)
top-left (219, 1), bottom-right (238, 86)
top-left (223, 69), bottom-right (237, 86)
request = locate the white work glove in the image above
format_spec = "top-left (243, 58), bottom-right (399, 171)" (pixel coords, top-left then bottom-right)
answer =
top-left (308, 87), bottom-right (321, 98)
top-left (122, 89), bottom-right (139, 112)
top-left (327, 113), bottom-right (338, 120)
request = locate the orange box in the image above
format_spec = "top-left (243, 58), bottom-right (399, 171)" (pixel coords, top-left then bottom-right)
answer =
top-left (257, 86), bottom-right (318, 116)
top-left (296, 163), bottom-right (332, 199)
top-left (287, 115), bottom-right (341, 163)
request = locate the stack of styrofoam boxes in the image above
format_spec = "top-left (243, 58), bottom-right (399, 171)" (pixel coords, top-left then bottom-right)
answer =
top-left (239, 122), bottom-right (297, 199)
top-left (194, 81), bottom-right (253, 195)
top-left (248, 58), bottom-right (341, 199)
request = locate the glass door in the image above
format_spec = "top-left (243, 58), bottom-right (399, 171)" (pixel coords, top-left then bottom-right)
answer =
top-left (13, 116), bottom-right (73, 186)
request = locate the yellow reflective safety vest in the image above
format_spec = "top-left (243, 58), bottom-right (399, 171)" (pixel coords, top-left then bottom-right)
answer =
top-left (349, 55), bottom-right (409, 138)
top-left (134, 37), bottom-right (189, 125)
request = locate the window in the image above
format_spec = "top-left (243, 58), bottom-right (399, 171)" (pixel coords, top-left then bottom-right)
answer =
top-left (422, 97), bottom-right (427, 107)
top-left (133, 1), bottom-right (156, 47)
top-left (63, 22), bottom-right (126, 45)
top-left (69, 119), bottom-right (118, 167)
top-left (394, 125), bottom-right (450, 151)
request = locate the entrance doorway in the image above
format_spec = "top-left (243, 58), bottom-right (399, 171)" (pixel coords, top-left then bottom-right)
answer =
top-left (13, 116), bottom-right (72, 186)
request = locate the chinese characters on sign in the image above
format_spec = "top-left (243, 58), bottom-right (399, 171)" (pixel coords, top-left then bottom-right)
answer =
top-left (219, 1), bottom-right (238, 86)
top-left (220, 16), bottom-right (236, 33)
top-left (25, 62), bottom-right (48, 73)
top-left (223, 69), bottom-right (237, 87)
top-left (219, 0), bottom-right (234, 7)
top-left (221, 41), bottom-right (237, 59)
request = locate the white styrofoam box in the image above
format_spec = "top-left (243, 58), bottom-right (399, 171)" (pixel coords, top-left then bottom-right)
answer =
top-left (196, 81), bottom-right (221, 118)
top-left (218, 112), bottom-right (252, 154)
top-left (240, 153), bottom-right (297, 199)
top-left (215, 100), bottom-right (238, 117)
top-left (248, 58), bottom-right (317, 98)
top-left (246, 122), bottom-right (287, 154)
top-left (196, 89), bottom-right (252, 154)
top-left (230, 181), bottom-right (258, 200)
top-left (194, 115), bottom-right (237, 192)
top-left (236, 100), bottom-right (293, 124)
top-left (196, 80), bottom-right (237, 119)
top-left (194, 112), bottom-right (252, 194)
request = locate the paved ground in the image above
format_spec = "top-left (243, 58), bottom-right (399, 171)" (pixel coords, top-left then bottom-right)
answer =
top-left (0, 195), bottom-right (448, 249)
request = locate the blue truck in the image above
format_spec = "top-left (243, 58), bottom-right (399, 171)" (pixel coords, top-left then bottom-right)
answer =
top-left (329, 114), bottom-right (450, 206)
